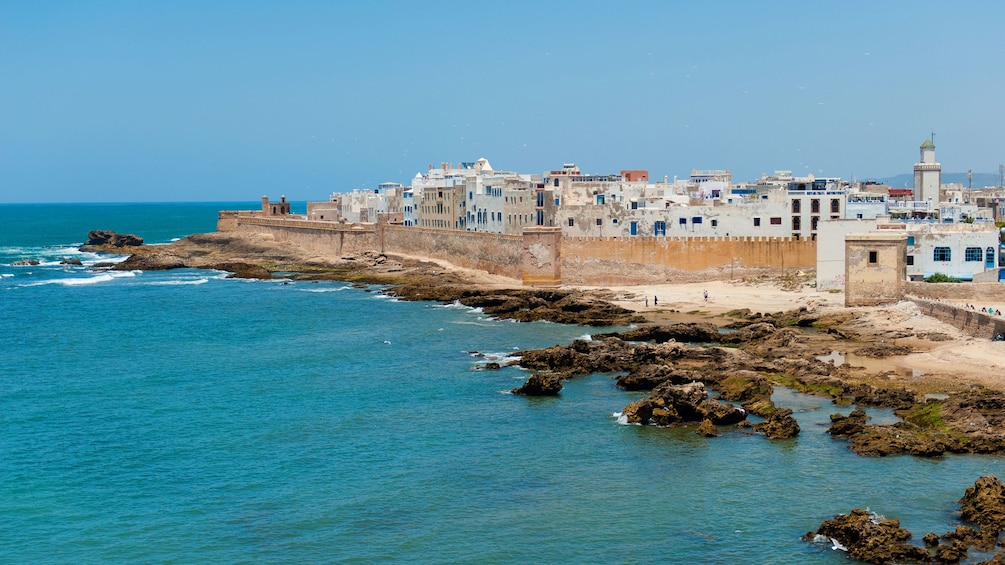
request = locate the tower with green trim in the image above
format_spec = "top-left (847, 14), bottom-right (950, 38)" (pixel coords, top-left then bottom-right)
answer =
top-left (913, 138), bottom-right (941, 205)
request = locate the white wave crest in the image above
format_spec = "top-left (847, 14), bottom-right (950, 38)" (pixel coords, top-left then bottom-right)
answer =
top-left (577, 333), bottom-right (593, 342)
top-left (146, 278), bottom-right (209, 286)
top-left (300, 285), bottom-right (352, 293)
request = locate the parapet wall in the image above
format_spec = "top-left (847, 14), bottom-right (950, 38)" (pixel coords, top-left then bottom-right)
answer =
top-left (907, 298), bottom-right (1005, 339)
top-left (561, 236), bottom-right (816, 285)
top-left (380, 225), bottom-right (523, 279)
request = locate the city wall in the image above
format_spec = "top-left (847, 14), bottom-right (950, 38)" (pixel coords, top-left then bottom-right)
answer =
top-left (220, 214), bottom-right (818, 286)
top-left (233, 216), bottom-right (379, 258)
top-left (905, 282), bottom-right (1005, 304)
top-left (906, 298), bottom-right (1005, 339)
top-left (560, 236), bottom-right (817, 285)
top-left (379, 225), bottom-right (524, 279)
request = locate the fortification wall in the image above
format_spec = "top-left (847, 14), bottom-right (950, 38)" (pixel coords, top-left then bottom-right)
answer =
top-left (560, 236), bottom-right (816, 285)
top-left (235, 217), bottom-right (379, 259)
top-left (380, 225), bottom-right (523, 279)
top-left (907, 298), bottom-right (1005, 339)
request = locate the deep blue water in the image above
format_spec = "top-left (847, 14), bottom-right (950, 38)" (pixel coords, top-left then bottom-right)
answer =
top-left (1, 203), bottom-right (1002, 564)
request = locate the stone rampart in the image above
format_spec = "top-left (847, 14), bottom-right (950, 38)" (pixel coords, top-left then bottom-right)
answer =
top-left (907, 298), bottom-right (1005, 339)
top-left (235, 216), bottom-right (379, 259)
top-left (379, 224), bottom-right (523, 279)
top-left (561, 236), bottom-right (817, 285)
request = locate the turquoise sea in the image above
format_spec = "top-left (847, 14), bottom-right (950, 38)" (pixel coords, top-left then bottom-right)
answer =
top-left (1, 203), bottom-right (1002, 564)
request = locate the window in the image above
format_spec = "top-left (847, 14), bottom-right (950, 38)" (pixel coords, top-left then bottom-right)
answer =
top-left (596, 218), bottom-right (603, 226)
top-left (792, 216), bottom-right (801, 231)
top-left (770, 217), bottom-right (782, 225)
top-left (654, 221), bottom-right (667, 236)
top-left (679, 217), bottom-right (687, 225)
top-left (630, 221), bottom-right (637, 235)
top-left (811, 199), bottom-right (820, 213)
top-left (869, 251), bottom-right (878, 264)
top-left (711, 219), bottom-right (718, 227)
top-left (568, 218), bottom-right (574, 227)
top-left (907, 236), bottom-right (915, 246)
top-left (754, 217), bottom-right (761, 227)
top-left (831, 199), bottom-right (840, 213)
top-left (631, 201), bottom-right (638, 210)
top-left (612, 218), bottom-right (618, 224)
top-left (988, 247), bottom-right (996, 268)
top-left (934, 247), bottom-right (951, 262)
top-left (692, 217), bottom-right (702, 224)
top-left (792, 199), bottom-right (801, 213)
top-left (554, 178), bottom-right (559, 187)
top-left (965, 247), bottom-right (982, 262)
top-left (811, 216), bottom-right (819, 231)
top-left (907, 255), bottom-right (914, 266)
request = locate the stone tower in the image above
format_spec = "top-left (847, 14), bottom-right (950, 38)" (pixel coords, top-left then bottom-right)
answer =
top-left (913, 139), bottom-right (941, 205)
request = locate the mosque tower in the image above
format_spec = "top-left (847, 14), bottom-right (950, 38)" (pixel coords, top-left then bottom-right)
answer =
top-left (913, 138), bottom-right (942, 205)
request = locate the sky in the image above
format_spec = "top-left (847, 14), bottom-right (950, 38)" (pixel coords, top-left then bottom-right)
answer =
top-left (2, 1), bottom-right (1004, 203)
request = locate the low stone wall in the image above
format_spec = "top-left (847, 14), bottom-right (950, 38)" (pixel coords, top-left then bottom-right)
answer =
top-left (905, 282), bottom-right (1005, 303)
top-left (380, 225), bottom-right (523, 279)
top-left (561, 236), bottom-right (816, 285)
top-left (907, 298), bottom-right (1005, 339)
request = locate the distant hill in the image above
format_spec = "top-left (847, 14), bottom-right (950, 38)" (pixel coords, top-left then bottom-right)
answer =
top-left (874, 172), bottom-right (1002, 188)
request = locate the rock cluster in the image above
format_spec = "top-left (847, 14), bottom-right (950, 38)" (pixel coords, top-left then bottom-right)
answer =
top-left (83, 230), bottom-right (144, 248)
top-left (804, 475), bottom-right (1005, 564)
top-left (511, 373), bottom-right (563, 396)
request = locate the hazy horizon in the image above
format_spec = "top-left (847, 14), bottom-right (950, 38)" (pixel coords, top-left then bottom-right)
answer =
top-left (3, 1), bottom-right (1004, 203)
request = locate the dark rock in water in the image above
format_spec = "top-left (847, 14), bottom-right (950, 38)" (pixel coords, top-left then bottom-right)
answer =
top-left (85, 230), bottom-right (144, 247)
top-left (753, 408), bottom-right (800, 439)
top-left (12, 259), bottom-right (39, 266)
top-left (621, 398), bottom-right (653, 424)
top-left (633, 381), bottom-right (746, 426)
top-left (482, 362), bottom-right (501, 370)
top-left (616, 364), bottom-right (698, 391)
top-left (959, 475), bottom-right (1005, 533)
top-left (695, 418), bottom-right (720, 437)
top-left (829, 409), bottom-right (870, 437)
top-left (803, 508), bottom-right (931, 564)
top-left (60, 258), bottom-right (83, 265)
top-left (512, 373), bottom-right (563, 396)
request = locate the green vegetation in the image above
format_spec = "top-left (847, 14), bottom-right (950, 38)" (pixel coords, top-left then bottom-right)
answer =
top-left (769, 373), bottom-right (844, 397)
top-left (900, 402), bottom-right (946, 431)
top-left (924, 272), bottom-right (961, 283)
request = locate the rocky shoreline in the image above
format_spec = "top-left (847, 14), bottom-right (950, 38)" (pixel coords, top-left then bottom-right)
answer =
top-left (79, 229), bottom-right (1005, 562)
top-left (83, 230), bottom-right (1005, 458)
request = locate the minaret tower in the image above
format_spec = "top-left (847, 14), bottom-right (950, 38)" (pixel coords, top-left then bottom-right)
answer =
top-left (913, 137), bottom-right (942, 205)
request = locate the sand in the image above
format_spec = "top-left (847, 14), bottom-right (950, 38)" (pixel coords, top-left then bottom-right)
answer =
top-left (569, 278), bottom-right (1005, 391)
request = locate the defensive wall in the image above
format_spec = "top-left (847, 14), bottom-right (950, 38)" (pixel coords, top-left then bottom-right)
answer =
top-left (379, 224), bottom-right (524, 279)
top-left (219, 213), bottom-right (816, 286)
top-left (904, 282), bottom-right (1005, 303)
top-left (560, 235), bottom-right (817, 285)
top-left (906, 297), bottom-right (1005, 340)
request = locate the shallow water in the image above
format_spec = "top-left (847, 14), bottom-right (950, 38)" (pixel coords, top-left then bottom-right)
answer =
top-left (2, 203), bottom-right (1002, 563)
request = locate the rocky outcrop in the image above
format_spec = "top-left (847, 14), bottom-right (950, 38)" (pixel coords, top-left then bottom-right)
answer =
top-left (752, 408), bottom-right (800, 439)
top-left (60, 258), bottom-right (83, 265)
top-left (627, 381), bottom-right (746, 427)
top-left (511, 373), bottom-right (563, 396)
top-left (958, 475), bottom-right (1005, 534)
top-left (805, 476), bottom-right (1005, 564)
top-left (11, 259), bottom-right (39, 266)
top-left (696, 419), bottom-right (720, 437)
top-left (83, 230), bottom-right (144, 248)
top-left (803, 509), bottom-right (931, 564)
top-left (615, 364), bottom-right (700, 391)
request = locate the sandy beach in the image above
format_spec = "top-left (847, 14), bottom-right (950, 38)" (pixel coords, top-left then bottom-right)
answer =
top-left (573, 278), bottom-right (1005, 392)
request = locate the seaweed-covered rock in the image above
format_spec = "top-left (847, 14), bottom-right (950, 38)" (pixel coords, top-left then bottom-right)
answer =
top-left (753, 408), bottom-right (800, 439)
top-left (958, 475), bottom-right (1005, 533)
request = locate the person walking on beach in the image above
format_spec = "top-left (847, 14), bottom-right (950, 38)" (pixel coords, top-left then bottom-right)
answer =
top-left (654, 296), bottom-right (658, 306)
top-left (645, 297), bottom-right (649, 308)
top-left (703, 289), bottom-right (708, 302)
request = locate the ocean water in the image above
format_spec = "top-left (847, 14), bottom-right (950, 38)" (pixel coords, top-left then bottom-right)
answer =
top-left (1, 203), bottom-right (1002, 564)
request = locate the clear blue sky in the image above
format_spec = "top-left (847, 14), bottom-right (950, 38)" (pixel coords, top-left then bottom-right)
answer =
top-left (2, 1), bottom-right (1003, 203)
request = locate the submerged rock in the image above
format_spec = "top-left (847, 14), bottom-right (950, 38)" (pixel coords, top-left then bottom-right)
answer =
top-left (11, 259), bottom-right (39, 266)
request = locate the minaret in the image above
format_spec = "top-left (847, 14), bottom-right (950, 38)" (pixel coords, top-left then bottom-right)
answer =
top-left (913, 138), bottom-right (941, 205)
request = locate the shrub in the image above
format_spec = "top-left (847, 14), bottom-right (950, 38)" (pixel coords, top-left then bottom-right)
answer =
top-left (924, 272), bottom-right (961, 283)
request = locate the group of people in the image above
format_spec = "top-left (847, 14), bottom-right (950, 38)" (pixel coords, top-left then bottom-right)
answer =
top-left (965, 304), bottom-right (1001, 316)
